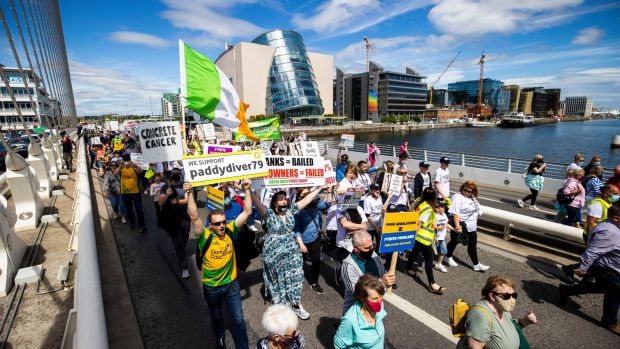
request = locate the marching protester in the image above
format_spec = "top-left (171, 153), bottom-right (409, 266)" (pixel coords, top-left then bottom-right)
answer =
top-left (399, 139), bottom-right (410, 158)
top-left (434, 203), bottom-right (452, 273)
top-left (606, 164), bottom-right (620, 187)
top-left (457, 275), bottom-right (537, 349)
top-left (62, 134), bottom-right (75, 172)
top-left (115, 153), bottom-right (146, 233)
top-left (187, 179), bottom-right (253, 349)
top-left (561, 169), bottom-right (585, 228)
top-left (158, 171), bottom-right (191, 278)
top-left (413, 161), bottom-right (432, 199)
top-left (518, 154), bottom-right (546, 210)
top-left (364, 184), bottom-right (385, 244)
top-left (368, 142), bottom-right (380, 167)
top-left (250, 186), bottom-right (325, 320)
top-left (102, 160), bottom-right (125, 221)
top-left (445, 181), bottom-right (490, 272)
top-left (256, 305), bottom-right (307, 349)
top-left (337, 164), bottom-right (360, 194)
top-left (435, 157), bottom-right (451, 201)
top-left (336, 153), bottom-right (350, 182)
top-left (356, 160), bottom-right (375, 194)
top-left (583, 165), bottom-right (604, 203)
top-left (583, 155), bottom-right (603, 180)
top-left (294, 186), bottom-right (335, 295)
top-left (567, 153), bottom-right (585, 172)
top-left (387, 166), bottom-right (411, 212)
top-left (335, 192), bottom-right (369, 263)
top-left (406, 188), bottom-right (447, 294)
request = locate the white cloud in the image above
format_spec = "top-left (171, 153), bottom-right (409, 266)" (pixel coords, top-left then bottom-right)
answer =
top-left (160, 0), bottom-right (266, 48)
top-left (109, 31), bottom-right (171, 48)
top-left (70, 61), bottom-right (175, 115)
top-left (572, 27), bottom-right (604, 45)
top-left (427, 0), bottom-right (584, 36)
top-left (292, 0), bottom-right (429, 37)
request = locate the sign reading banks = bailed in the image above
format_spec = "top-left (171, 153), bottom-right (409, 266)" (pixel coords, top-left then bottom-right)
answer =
top-left (182, 151), bottom-right (268, 187)
top-left (137, 121), bottom-right (184, 163)
top-left (262, 156), bottom-right (325, 188)
top-left (378, 212), bottom-right (418, 254)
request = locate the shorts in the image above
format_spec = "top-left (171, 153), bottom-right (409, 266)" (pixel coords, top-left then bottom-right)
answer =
top-left (436, 240), bottom-right (447, 255)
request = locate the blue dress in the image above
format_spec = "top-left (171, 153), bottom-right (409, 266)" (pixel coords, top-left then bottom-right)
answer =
top-left (262, 203), bottom-right (304, 305)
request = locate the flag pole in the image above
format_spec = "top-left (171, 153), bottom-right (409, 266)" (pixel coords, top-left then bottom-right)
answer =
top-left (179, 39), bottom-right (189, 153)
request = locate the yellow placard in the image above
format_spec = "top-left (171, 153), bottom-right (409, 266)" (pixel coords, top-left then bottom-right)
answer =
top-left (379, 211), bottom-right (419, 253)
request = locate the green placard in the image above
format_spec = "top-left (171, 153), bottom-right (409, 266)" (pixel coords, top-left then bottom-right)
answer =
top-left (234, 117), bottom-right (280, 142)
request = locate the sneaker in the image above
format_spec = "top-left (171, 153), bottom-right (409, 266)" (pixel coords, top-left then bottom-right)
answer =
top-left (473, 263), bottom-right (490, 272)
top-left (529, 205), bottom-right (540, 211)
top-left (561, 265), bottom-right (577, 284)
top-left (558, 284), bottom-right (569, 306)
top-left (181, 269), bottom-right (190, 279)
top-left (446, 257), bottom-right (458, 267)
top-left (434, 264), bottom-right (448, 273)
top-left (607, 323), bottom-right (620, 336)
top-left (517, 199), bottom-right (525, 208)
top-left (143, 190), bottom-right (148, 195)
top-left (215, 337), bottom-right (226, 349)
top-left (248, 225), bottom-right (258, 232)
top-left (292, 303), bottom-right (310, 320)
top-left (121, 217), bottom-right (127, 224)
top-left (110, 212), bottom-right (117, 220)
top-left (311, 283), bottom-right (324, 295)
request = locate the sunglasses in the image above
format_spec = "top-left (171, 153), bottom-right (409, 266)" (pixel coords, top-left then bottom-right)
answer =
top-left (210, 221), bottom-right (226, 226)
top-left (462, 189), bottom-right (473, 194)
top-left (493, 292), bottom-right (518, 300)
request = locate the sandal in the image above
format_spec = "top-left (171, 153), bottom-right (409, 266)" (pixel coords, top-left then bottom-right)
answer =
top-left (428, 284), bottom-right (446, 294)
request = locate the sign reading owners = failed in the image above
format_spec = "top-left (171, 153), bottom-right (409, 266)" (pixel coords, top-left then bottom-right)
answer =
top-left (182, 151), bottom-right (268, 186)
top-left (262, 156), bottom-right (325, 187)
top-left (138, 121), bottom-right (183, 163)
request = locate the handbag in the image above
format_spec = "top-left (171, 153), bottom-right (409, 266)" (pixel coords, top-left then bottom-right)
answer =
top-left (511, 320), bottom-right (532, 349)
top-left (144, 167), bottom-right (154, 179)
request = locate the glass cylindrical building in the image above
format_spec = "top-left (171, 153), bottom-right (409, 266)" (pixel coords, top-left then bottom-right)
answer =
top-left (252, 30), bottom-right (324, 119)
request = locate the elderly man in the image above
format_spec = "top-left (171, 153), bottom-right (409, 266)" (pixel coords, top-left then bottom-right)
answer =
top-left (340, 231), bottom-right (396, 315)
top-left (559, 205), bottom-right (620, 335)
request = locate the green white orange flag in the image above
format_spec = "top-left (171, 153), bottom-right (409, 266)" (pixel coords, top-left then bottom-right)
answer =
top-left (179, 40), bottom-right (258, 141)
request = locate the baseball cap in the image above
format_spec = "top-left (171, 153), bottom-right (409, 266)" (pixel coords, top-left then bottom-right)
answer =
top-left (419, 161), bottom-right (430, 168)
top-left (369, 183), bottom-right (380, 191)
top-left (440, 156), bottom-right (450, 164)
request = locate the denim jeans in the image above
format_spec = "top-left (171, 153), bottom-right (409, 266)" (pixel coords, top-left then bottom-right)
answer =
top-left (203, 280), bottom-right (249, 349)
top-left (121, 193), bottom-right (145, 228)
top-left (107, 192), bottom-right (126, 216)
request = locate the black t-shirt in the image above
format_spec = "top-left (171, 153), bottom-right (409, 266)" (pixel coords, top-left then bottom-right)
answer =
top-left (527, 162), bottom-right (545, 176)
top-left (62, 139), bottom-right (73, 153)
top-left (160, 184), bottom-right (190, 220)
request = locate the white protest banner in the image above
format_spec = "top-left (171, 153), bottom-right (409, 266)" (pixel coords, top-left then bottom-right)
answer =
top-left (137, 121), bottom-right (183, 163)
top-left (109, 120), bottom-right (119, 131)
top-left (388, 172), bottom-right (403, 195)
top-left (198, 123), bottom-right (216, 140)
top-left (340, 134), bottom-right (355, 148)
top-left (324, 160), bottom-right (336, 186)
top-left (317, 140), bottom-right (328, 156)
top-left (183, 151), bottom-right (268, 187)
top-left (338, 190), bottom-right (365, 210)
top-left (130, 153), bottom-right (149, 170)
top-left (263, 156), bottom-right (325, 188)
top-left (300, 141), bottom-right (320, 157)
top-left (91, 137), bottom-right (101, 145)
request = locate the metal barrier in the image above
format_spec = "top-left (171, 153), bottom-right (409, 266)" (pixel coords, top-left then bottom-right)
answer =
top-left (324, 139), bottom-right (568, 180)
top-left (65, 136), bottom-right (108, 349)
top-left (0, 173), bottom-right (8, 196)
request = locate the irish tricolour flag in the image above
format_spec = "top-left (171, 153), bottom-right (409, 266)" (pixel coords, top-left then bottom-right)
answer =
top-left (179, 40), bottom-right (258, 141)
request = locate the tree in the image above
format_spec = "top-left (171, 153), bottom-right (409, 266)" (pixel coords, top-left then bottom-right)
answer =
top-left (399, 115), bottom-right (409, 124)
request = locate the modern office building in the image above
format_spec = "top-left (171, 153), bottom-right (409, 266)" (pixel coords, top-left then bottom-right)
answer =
top-left (520, 87), bottom-right (547, 116)
top-left (215, 30), bottom-right (332, 121)
top-left (447, 78), bottom-right (510, 114)
top-left (335, 61), bottom-right (427, 121)
top-left (428, 88), bottom-right (448, 107)
top-left (563, 96), bottom-right (593, 117)
top-left (161, 92), bottom-right (180, 119)
top-left (504, 85), bottom-right (521, 112)
top-left (544, 88), bottom-right (561, 116)
top-left (0, 67), bottom-right (58, 128)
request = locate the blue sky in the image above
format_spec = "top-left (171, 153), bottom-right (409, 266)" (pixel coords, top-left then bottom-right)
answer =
top-left (6, 0), bottom-right (620, 115)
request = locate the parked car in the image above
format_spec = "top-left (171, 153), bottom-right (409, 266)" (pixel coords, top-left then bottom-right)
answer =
top-left (0, 144), bottom-right (7, 172)
top-left (8, 138), bottom-right (29, 158)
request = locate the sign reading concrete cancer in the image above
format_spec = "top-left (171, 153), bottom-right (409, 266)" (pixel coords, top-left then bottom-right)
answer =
top-left (263, 156), bottom-right (325, 188)
top-left (182, 151), bottom-right (268, 187)
top-left (379, 212), bottom-right (418, 254)
top-left (138, 122), bottom-right (183, 163)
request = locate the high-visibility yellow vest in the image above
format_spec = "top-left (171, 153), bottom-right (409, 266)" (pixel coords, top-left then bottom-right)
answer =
top-left (112, 138), bottom-right (123, 151)
top-left (583, 197), bottom-right (612, 236)
top-left (415, 201), bottom-right (436, 246)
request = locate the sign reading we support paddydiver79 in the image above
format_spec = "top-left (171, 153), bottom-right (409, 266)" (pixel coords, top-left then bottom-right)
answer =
top-left (182, 151), bottom-right (268, 186)
top-left (262, 156), bottom-right (325, 188)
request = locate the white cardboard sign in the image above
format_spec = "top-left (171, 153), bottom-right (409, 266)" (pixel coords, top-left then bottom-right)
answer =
top-left (262, 156), bottom-right (325, 188)
top-left (109, 121), bottom-right (119, 131)
top-left (324, 160), bottom-right (337, 186)
top-left (182, 151), bottom-right (268, 186)
top-left (91, 137), bottom-right (101, 145)
top-left (137, 122), bottom-right (183, 163)
top-left (340, 134), bottom-right (355, 148)
top-left (198, 123), bottom-right (216, 140)
top-left (338, 190), bottom-right (365, 210)
top-left (388, 172), bottom-right (403, 195)
top-left (130, 153), bottom-right (149, 170)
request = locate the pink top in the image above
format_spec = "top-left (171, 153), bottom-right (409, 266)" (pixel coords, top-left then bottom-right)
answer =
top-left (563, 177), bottom-right (585, 208)
top-left (399, 144), bottom-right (408, 155)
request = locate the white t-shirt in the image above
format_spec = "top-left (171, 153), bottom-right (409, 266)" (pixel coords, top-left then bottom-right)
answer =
top-left (357, 172), bottom-right (372, 191)
top-left (435, 212), bottom-right (448, 241)
top-left (448, 193), bottom-right (481, 231)
top-left (326, 205), bottom-right (338, 231)
top-left (389, 188), bottom-right (409, 206)
top-left (336, 206), bottom-right (367, 249)
top-left (338, 177), bottom-right (361, 191)
top-left (421, 172), bottom-right (431, 190)
top-left (363, 195), bottom-right (384, 230)
top-left (586, 202), bottom-right (603, 219)
top-left (435, 167), bottom-right (450, 198)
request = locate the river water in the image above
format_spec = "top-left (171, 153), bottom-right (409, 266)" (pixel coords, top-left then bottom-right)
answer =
top-left (336, 119), bottom-right (620, 166)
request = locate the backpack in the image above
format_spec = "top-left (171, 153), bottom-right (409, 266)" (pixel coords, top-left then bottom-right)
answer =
top-left (449, 299), bottom-right (492, 337)
top-left (556, 188), bottom-right (575, 205)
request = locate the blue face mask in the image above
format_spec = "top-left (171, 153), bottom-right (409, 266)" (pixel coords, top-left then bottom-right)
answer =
top-left (610, 194), bottom-right (620, 203)
top-left (224, 197), bottom-right (232, 205)
top-left (594, 161), bottom-right (602, 166)
top-left (578, 161), bottom-right (584, 166)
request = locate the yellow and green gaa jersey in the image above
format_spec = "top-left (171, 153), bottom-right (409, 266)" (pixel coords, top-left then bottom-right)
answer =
top-left (198, 221), bottom-right (239, 287)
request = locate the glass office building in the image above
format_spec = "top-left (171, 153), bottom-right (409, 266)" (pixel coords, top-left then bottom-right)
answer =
top-left (252, 30), bottom-right (324, 118)
top-left (448, 78), bottom-right (510, 114)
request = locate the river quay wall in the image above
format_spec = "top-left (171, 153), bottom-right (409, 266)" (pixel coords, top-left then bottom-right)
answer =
top-left (281, 122), bottom-right (465, 137)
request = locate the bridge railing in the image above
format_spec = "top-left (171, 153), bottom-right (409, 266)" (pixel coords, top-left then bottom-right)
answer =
top-left (324, 139), bottom-right (568, 180)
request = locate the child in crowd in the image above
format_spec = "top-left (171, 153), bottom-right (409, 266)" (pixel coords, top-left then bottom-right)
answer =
top-left (433, 204), bottom-right (453, 273)
top-left (149, 173), bottom-right (165, 218)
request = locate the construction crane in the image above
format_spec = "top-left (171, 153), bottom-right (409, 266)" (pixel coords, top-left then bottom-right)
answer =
top-left (428, 51), bottom-right (460, 106)
top-left (477, 51), bottom-right (486, 116)
top-left (363, 36), bottom-right (376, 72)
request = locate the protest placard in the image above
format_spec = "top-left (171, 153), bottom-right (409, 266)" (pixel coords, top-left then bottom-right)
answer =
top-left (378, 212), bottom-right (418, 254)
top-left (262, 156), bottom-right (325, 188)
top-left (317, 140), bottom-right (328, 156)
top-left (130, 153), bottom-right (149, 170)
top-left (339, 134), bottom-right (355, 148)
top-left (206, 186), bottom-right (225, 211)
top-left (91, 137), bottom-right (101, 145)
top-left (206, 145), bottom-right (234, 154)
top-left (324, 160), bottom-right (336, 186)
top-left (338, 190), bottom-right (365, 210)
top-left (260, 143), bottom-right (272, 156)
top-left (234, 116), bottom-right (280, 142)
top-left (109, 120), bottom-right (119, 131)
top-left (198, 123), bottom-right (216, 140)
top-left (182, 151), bottom-right (268, 187)
top-left (137, 121), bottom-right (183, 163)
top-left (388, 172), bottom-right (403, 195)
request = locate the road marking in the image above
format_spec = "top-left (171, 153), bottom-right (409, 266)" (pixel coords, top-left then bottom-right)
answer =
top-left (384, 292), bottom-right (459, 344)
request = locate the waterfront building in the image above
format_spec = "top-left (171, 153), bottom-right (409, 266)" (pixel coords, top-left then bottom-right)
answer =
top-left (521, 87), bottom-right (547, 117)
top-left (335, 61), bottom-right (427, 122)
top-left (504, 85), bottom-right (521, 112)
top-left (563, 96), bottom-right (593, 117)
top-left (0, 67), bottom-right (58, 128)
top-left (428, 88), bottom-right (448, 107)
top-left (215, 30), bottom-right (332, 122)
top-left (447, 78), bottom-right (510, 114)
top-left (544, 88), bottom-right (561, 116)
top-left (424, 107), bottom-right (467, 122)
top-left (161, 92), bottom-right (180, 119)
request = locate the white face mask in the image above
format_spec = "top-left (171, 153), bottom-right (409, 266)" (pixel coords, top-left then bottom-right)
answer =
top-left (494, 295), bottom-right (516, 313)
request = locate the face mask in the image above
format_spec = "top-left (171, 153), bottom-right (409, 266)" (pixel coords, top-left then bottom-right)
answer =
top-left (593, 161), bottom-right (601, 166)
top-left (357, 248), bottom-right (374, 261)
top-left (366, 299), bottom-right (382, 313)
top-left (494, 295), bottom-right (516, 313)
top-left (277, 205), bottom-right (288, 213)
top-left (610, 194), bottom-right (620, 203)
top-left (224, 197), bottom-right (232, 205)
top-left (578, 161), bottom-right (584, 166)
top-left (279, 332), bottom-right (305, 349)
